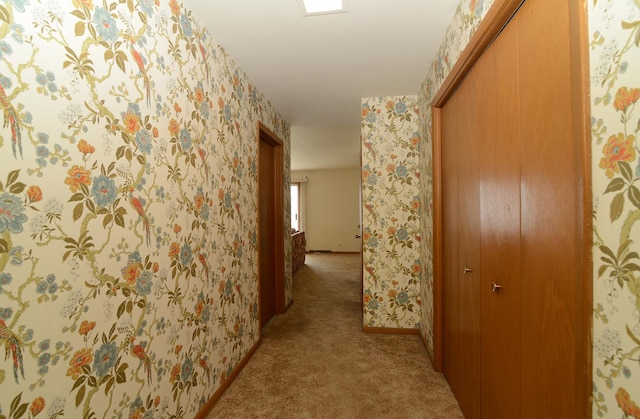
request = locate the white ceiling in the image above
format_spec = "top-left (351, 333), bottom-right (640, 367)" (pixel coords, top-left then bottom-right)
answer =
top-left (187, 0), bottom-right (460, 170)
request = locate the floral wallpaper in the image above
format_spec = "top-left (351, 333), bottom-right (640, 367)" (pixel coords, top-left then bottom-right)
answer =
top-left (590, 0), bottom-right (640, 416)
top-left (417, 0), bottom-right (495, 359)
top-left (0, 0), bottom-right (290, 418)
top-left (361, 95), bottom-right (421, 329)
top-left (418, 0), bottom-right (640, 416)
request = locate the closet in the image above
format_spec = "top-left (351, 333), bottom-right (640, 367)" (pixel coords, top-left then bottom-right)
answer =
top-left (436, 0), bottom-right (590, 417)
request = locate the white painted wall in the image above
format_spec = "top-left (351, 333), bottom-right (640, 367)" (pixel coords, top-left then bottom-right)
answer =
top-left (291, 169), bottom-right (361, 252)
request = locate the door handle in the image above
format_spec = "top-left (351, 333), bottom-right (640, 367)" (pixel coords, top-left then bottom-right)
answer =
top-left (463, 267), bottom-right (472, 274)
top-left (355, 235), bottom-right (361, 239)
top-left (491, 283), bottom-right (503, 293)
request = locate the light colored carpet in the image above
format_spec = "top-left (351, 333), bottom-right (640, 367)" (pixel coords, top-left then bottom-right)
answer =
top-left (206, 253), bottom-right (464, 419)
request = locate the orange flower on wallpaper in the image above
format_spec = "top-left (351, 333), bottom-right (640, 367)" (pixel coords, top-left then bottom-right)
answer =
top-left (616, 388), bottom-right (640, 418)
top-left (79, 320), bottom-right (96, 335)
top-left (67, 348), bottom-right (93, 380)
top-left (599, 133), bottom-right (636, 178)
top-left (77, 139), bottom-right (95, 155)
top-left (169, 242), bottom-right (180, 258)
top-left (168, 119), bottom-right (180, 136)
top-left (122, 262), bottom-right (141, 285)
top-left (72, 0), bottom-right (93, 10)
top-left (29, 397), bottom-right (45, 417)
top-left (613, 87), bottom-right (640, 113)
top-left (169, 364), bottom-right (181, 383)
top-left (27, 185), bottom-right (42, 202)
top-left (194, 86), bottom-right (204, 104)
top-left (169, 0), bottom-right (180, 16)
top-left (123, 112), bottom-right (141, 134)
top-left (64, 165), bottom-right (91, 192)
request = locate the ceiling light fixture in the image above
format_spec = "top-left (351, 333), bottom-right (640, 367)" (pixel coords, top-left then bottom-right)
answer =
top-left (297, 0), bottom-right (347, 16)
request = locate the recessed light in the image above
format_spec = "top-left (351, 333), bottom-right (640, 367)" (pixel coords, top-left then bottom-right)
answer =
top-left (297, 0), bottom-right (347, 16)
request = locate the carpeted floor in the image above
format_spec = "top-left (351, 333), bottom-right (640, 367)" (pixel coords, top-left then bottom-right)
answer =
top-left (206, 253), bottom-right (464, 419)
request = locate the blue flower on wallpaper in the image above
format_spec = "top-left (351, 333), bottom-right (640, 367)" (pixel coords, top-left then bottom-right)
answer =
top-left (395, 102), bottom-right (407, 114)
top-left (366, 112), bottom-right (377, 123)
top-left (368, 236), bottom-right (378, 248)
top-left (11, 23), bottom-right (25, 43)
top-left (93, 7), bottom-right (119, 43)
top-left (93, 342), bottom-right (118, 376)
top-left (224, 105), bottom-right (232, 122)
top-left (180, 243), bottom-right (192, 266)
top-left (395, 165), bottom-right (408, 178)
top-left (0, 273), bottom-right (12, 292)
top-left (0, 41), bottom-right (12, 59)
top-left (200, 101), bottom-right (210, 119)
top-left (224, 192), bottom-right (232, 209)
top-left (136, 271), bottom-right (153, 296)
top-left (181, 357), bottom-right (194, 381)
top-left (0, 192), bottom-right (28, 233)
top-left (139, 0), bottom-right (155, 16)
top-left (4, 0), bottom-right (30, 13)
top-left (201, 203), bottom-right (210, 220)
top-left (136, 128), bottom-right (153, 154)
top-left (397, 291), bottom-right (409, 305)
top-left (367, 174), bottom-right (378, 185)
top-left (368, 299), bottom-right (379, 310)
top-left (37, 132), bottom-right (48, 144)
top-left (91, 175), bottom-right (117, 207)
top-left (0, 76), bottom-right (11, 89)
top-left (180, 14), bottom-right (193, 37)
top-left (224, 280), bottom-right (233, 297)
top-left (8, 246), bottom-right (23, 265)
top-left (0, 307), bottom-right (13, 320)
top-left (179, 128), bottom-right (192, 150)
top-left (396, 228), bottom-right (409, 241)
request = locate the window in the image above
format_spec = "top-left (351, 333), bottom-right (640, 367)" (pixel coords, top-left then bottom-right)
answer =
top-left (291, 183), bottom-right (300, 231)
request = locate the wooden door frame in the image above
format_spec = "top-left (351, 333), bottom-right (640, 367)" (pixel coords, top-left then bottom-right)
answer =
top-left (257, 122), bottom-right (286, 323)
top-left (431, 0), bottom-right (592, 412)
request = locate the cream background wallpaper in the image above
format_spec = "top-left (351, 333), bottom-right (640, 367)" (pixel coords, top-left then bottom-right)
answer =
top-left (361, 95), bottom-right (422, 329)
top-left (0, 0), bottom-right (291, 417)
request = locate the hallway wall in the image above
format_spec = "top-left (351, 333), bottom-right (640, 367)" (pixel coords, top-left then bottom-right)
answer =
top-left (361, 96), bottom-right (422, 329)
top-left (0, 1), bottom-right (290, 417)
top-left (418, 0), bottom-right (640, 416)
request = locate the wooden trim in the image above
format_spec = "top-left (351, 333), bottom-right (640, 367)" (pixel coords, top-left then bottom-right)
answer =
top-left (431, 106), bottom-right (443, 372)
top-left (257, 122), bottom-right (286, 314)
top-left (331, 251), bottom-right (360, 255)
top-left (194, 336), bottom-right (263, 419)
top-left (431, 0), bottom-right (524, 107)
top-left (362, 326), bottom-right (420, 335)
top-left (420, 331), bottom-right (436, 365)
top-left (568, 0), bottom-right (593, 416)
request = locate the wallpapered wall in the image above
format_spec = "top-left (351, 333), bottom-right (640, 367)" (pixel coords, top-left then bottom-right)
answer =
top-left (590, 1), bottom-right (640, 416)
top-left (418, 0), bottom-right (640, 416)
top-left (0, 0), bottom-right (291, 418)
top-left (361, 96), bottom-right (421, 329)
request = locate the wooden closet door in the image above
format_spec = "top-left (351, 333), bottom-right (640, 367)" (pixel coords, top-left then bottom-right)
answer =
top-left (442, 52), bottom-right (482, 419)
top-left (478, 17), bottom-right (521, 419)
top-left (517, 0), bottom-right (587, 416)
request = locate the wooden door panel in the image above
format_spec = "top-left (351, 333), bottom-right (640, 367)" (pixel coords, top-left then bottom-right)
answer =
top-left (442, 52), bottom-right (482, 419)
top-left (478, 18), bottom-right (521, 419)
top-left (259, 138), bottom-right (276, 328)
top-left (516, 0), bottom-right (585, 416)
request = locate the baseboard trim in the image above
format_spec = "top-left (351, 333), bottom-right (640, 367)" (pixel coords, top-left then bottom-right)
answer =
top-left (420, 331), bottom-right (436, 366)
top-left (362, 326), bottom-right (420, 335)
top-left (194, 336), bottom-right (262, 419)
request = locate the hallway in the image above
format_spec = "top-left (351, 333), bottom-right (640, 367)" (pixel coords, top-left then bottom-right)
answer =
top-left (207, 253), bottom-right (463, 418)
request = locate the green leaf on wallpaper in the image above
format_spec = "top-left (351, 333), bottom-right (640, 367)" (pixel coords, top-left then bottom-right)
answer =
top-left (605, 178), bottom-right (625, 193)
top-left (6, 169), bottom-right (19, 187)
top-left (627, 325), bottom-right (640, 346)
top-left (0, 6), bottom-right (10, 24)
top-left (611, 192), bottom-right (625, 222)
top-left (75, 384), bottom-right (85, 407)
top-left (620, 161), bottom-right (634, 182)
top-left (9, 181), bottom-right (25, 194)
top-left (75, 21), bottom-right (85, 37)
top-left (0, 369), bottom-right (4, 384)
top-left (0, 238), bottom-right (8, 253)
top-left (621, 20), bottom-right (640, 29)
top-left (629, 186), bottom-right (640, 209)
